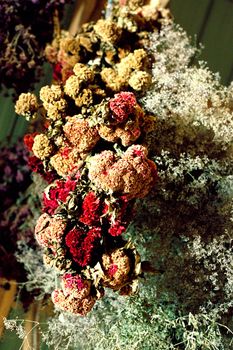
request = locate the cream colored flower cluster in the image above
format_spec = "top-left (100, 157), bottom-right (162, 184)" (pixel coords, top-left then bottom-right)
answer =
top-left (15, 92), bottom-right (39, 120)
top-left (88, 145), bottom-right (156, 198)
top-left (40, 84), bottom-right (67, 121)
top-left (52, 274), bottom-right (98, 316)
top-left (101, 49), bottom-right (151, 92)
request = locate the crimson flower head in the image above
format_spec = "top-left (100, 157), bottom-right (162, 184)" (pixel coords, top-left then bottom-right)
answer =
top-left (109, 91), bottom-right (137, 123)
top-left (108, 220), bottom-right (126, 236)
top-left (65, 227), bottom-right (102, 267)
top-left (23, 132), bottom-right (38, 152)
top-left (43, 177), bottom-right (77, 215)
top-left (43, 190), bottom-right (58, 215)
top-left (62, 273), bottom-right (87, 293)
top-left (79, 192), bottom-right (101, 226)
top-left (53, 62), bottom-right (62, 82)
top-left (28, 155), bottom-right (44, 173)
top-left (104, 195), bottom-right (131, 236)
top-left (28, 155), bottom-right (57, 183)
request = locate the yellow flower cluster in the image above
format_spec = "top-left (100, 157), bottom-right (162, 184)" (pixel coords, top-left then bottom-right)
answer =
top-left (101, 49), bottom-right (151, 92)
top-left (15, 92), bottom-right (38, 120)
top-left (40, 85), bottom-right (67, 120)
top-left (94, 19), bottom-right (122, 45)
top-left (32, 134), bottom-right (53, 160)
top-left (64, 63), bottom-right (95, 106)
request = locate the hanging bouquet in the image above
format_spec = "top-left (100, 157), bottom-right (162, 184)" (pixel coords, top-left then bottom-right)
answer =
top-left (11, 0), bottom-right (233, 348)
top-left (14, 0), bottom-right (169, 316)
top-left (0, 0), bottom-right (72, 95)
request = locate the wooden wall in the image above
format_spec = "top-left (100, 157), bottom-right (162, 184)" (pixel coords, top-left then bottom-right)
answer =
top-left (0, 0), bottom-right (232, 145)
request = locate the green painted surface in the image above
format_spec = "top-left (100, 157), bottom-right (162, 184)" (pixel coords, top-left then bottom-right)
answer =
top-left (198, 0), bottom-right (233, 84)
top-left (0, 91), bottom-right (16, 146)
top-left (170, 0), bottom-right (233, 85)
top-left (170, 0), bottom-right (212, 36)
top-left (0, 330), bottom-right (49, 350)
top-left (0, 330), bottom-right (22, 350)
top-left (0, 63), bottom-right (52, 145)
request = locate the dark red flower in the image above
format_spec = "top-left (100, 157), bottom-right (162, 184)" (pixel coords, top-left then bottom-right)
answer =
top-left (65, 227), bottom-right (101, 267)
top-left (23, 132), bottom-right (38, 152)
top-left (43, 171), bottom-right (58, 184)
top-left (79, 192), bottom-right (101, 226)
top-left (28, 155), bottom-right (44, 173)
top-left (43, 177), bottom-right (77, 214)
top-left (43, 190), bottom-right (58, 215)
top-left (58, 177), bottom-right (77, 201)
top-left (108, 220), bottom-right (126, 236)
top-left (28, 155), bottom-right (57, 183)
top-left (109, 92), bottom-right (137, 123)
top-left (104, 196), bottom-right (131, 236)
top-left (53, 63), bottom-right (62, 82)
top-left (118, 195), bottom-right (129, 217)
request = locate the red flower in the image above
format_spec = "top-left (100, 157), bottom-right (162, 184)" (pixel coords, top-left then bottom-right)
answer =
top-left (24, 132), bottom-right (38, 152)
top-left (28, 155), bottom-right (44, 173)
top-left (61, 147), bottom-right (71, 159)
top-left (43, 177), bottom-right (77, 215)
top-left (28, 156), bottom-right (57, 183)
top-left (62, 273), bottom-right (86, 291)
top-left (108, 264), bottom-right (118, 276)
top-left (104, 196), bottom-right (131, 236)
top-left (133, 148), bottom-right (144, 157)
top-left (109, 92), bottom-right (137, 123)
top-left (108, 221), bottom-right (126, 236)
top-left (53, 63), bottom-right (62, 82)
top-left (43, 121), bottom-right (50, 129)
top-left (43, 171), bottom-right (58, 184)
top-left (79, 192), bottom-right (101, 226)
top-left (58, 177), bottom-right (77, 201)
top-left (65, 227), bottom-right (101, 267)
top-left (43, 190), bottom-right (58, 215)
top-left (53, 62), bottom-right (73, 83)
